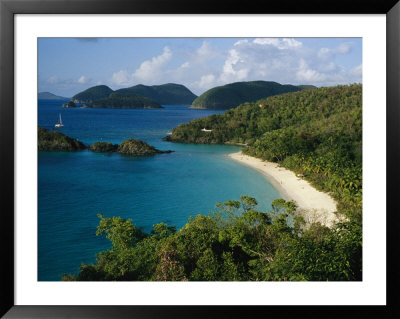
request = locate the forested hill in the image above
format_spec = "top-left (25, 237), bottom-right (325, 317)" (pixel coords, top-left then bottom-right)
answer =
top-left (71, 83), bottom-right (197, 106)
top-left (115, 83), bottom-right (197, 105)
top-left (190, 81), bottom-right (305, 110)
top-left (168, 84), bottom-right (361, 146)
top-left (167, 84), bottom-right (362, 221)
top-left (72, 85), bottom-right (114, 103)
top-left (91, 93), bottom-right (163, 109)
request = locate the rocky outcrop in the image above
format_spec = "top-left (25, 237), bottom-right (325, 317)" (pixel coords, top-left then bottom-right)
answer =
top-left (117, 138), bottom-right (173, 156)
top-left (88, 142), bottom-right (119, 153)
top-left (38, 126), bottom-right (86, 151)
top-left (62, 101), bottom-right (77, 108)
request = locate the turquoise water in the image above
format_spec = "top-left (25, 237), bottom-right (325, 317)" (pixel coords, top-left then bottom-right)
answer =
top-left (38, 100), bottom-right (281, 281)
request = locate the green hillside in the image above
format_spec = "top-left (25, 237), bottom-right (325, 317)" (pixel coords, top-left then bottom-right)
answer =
top-left (72, 85), bottom-right (114, 103)
top-left (91, 93), bottom-right (163, 109)
top-left (296, 85), bottom-right (317, 90)
top-left (190, 81), bottom-right (303, 110)
top-left (115, 83), bottom-right (197, 105)
top-left (166, 84), bottom-right (362, 220)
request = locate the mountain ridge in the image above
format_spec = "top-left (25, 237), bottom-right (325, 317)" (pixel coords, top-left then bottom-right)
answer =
top-left (114, 83), bottom-right (197, 105)
top-left (190, 81), bottom-right (310, 110)
top-left (38, 92), bottom-right (70, 100)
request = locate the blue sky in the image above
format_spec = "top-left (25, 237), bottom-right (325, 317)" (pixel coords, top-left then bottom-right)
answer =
top-left (38, 37), bottom-right (362, 97)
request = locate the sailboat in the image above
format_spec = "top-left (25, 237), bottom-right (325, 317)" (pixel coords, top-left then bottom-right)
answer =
top-left (55, 113), bottom-right (64, 128)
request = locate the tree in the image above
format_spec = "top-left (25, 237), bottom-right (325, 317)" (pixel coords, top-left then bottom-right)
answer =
top-left (96, 214), bottom-right (146, 250)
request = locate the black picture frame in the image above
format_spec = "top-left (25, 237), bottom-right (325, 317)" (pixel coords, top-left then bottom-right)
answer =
top-left (1, 0), bottom-right (399, 318)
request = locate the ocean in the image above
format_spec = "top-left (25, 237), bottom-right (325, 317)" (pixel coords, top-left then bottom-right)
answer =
top-left (38, 99), bottom-right (281, 281)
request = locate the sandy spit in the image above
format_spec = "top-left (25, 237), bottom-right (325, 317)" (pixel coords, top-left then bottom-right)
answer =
top-left (228, 152), bottom-right (341, 227)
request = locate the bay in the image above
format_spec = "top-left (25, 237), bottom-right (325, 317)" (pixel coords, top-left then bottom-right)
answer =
top-left (38, 99), bottom-right (281, 281)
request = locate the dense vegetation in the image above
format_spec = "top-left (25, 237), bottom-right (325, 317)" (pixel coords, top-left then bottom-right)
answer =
top-left (118, 138), bottom-right (172, 156)
top-left (64, 196), bottom-right (361, 281)
top-left (115, 83), bottom-right (197, 105)
top-left (39, 129), bottom-right (171, 156)
top-left (72, 85), bottom-right (114, 103)
top-left (62, 84), bottom-right (363, 282)
top-left (71, 83), bottom-right (197, 108)
top-left (88, 142), bottom-right (119, 153)
top-left (91, 93), bottom-right (162, 109)
top-left (296, 85), bottom-right (317, 90)
top-left (38, 126), bottom-right (86, 151)
top-left (190, 81), bottom-right (303, 110)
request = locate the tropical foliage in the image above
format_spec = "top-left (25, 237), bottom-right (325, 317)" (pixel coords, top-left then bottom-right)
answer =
top-left (118, 138), bottom-right (172, 156)
top-left (38, 126), bottom-right (86, 151)
top-left (64, 196), bottom-right (361, 281)
top-left (88, 142), bottom-right (119, 153)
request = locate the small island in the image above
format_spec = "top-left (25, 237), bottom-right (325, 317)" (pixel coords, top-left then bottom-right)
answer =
top-left (65, 83), bottom-right (198, 109)
top-left (62, 101), bottom-right (77, 108)
top-left (91, 93), bottom-right (163, 109)
top-left (88, 142), bottom-right (119, 153)
top-left (117, 138), bottom-right (173, 156)
top-left (38, 126), bottom-right (86, 151)
top-left (39, 129), bottom-right (173, 156)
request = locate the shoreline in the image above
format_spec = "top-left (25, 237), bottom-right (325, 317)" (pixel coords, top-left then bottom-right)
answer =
top-left (228, 151), bottom-right (340, 227)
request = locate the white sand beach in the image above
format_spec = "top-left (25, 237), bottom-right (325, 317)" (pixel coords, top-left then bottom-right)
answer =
top-left (228, 152), bottom-right (340, 227)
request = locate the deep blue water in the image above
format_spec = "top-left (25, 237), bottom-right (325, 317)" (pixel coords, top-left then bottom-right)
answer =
top-left (38, 99), bottom-right (281, 281)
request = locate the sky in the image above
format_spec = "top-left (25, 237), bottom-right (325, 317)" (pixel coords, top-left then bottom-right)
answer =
top-left (38, 37), bottom-right (362, 97)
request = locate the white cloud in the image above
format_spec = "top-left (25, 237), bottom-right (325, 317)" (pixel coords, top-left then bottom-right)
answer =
top-left (110, 46), bottom-right (173, 86)
top-left (196, 74), bottom-right (216, 89)
top-left (180, 62), bottom-right (190, 68)
top-left (77, 75), bottom-right (87, 84)
top-left (46, 75), bottom-right (94, 87)
top-left (109, 41), bottom-right (223, 92)
top-left (234, 39), bottom-right (248, 46)
top-left (209, 38), bottom-right (361, 88)
top-left (196, 42), bottom-right (214, 59)
top-left (318, 42), bottom-right (353, 59)
top-left (187, 41), bottom-right (220, 64)
top-left (349, 64), bottom-right (362, 77)
top-left (218, 49), bottom-right (249, 83)
top-left (254, 38), bottom-right (280, 46)
top-left (282, 38), bottom-right (303, 49)
top-left (220, 49), bottom-right (240, 80)
top-left (132, 46), bottom-right (172, 82)
top-left (253, 38), bottom-right (302, 49)
top-left (105, 38), bottom-right (361, 95)
top-left (296, 59), bottom-right (326, 82)
top-left (111, 70), bottom-right (130, 86)
top-left (335, 42), bottom-right (352, 54)
top-left (47, 76), bottom-right (59, 84)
